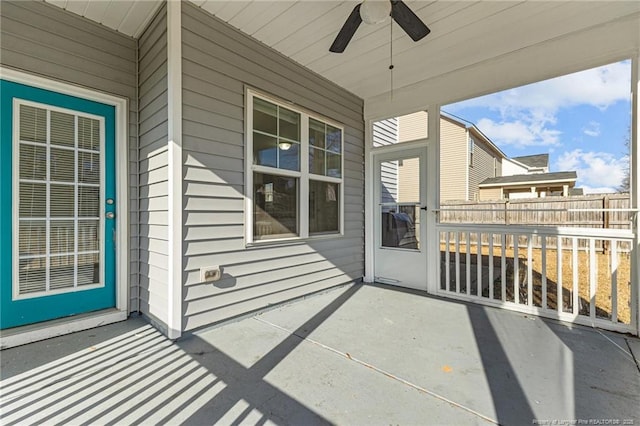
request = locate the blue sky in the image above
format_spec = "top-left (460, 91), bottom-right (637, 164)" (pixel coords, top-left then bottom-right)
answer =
top-left (444, 60), bottom-right (632, 193)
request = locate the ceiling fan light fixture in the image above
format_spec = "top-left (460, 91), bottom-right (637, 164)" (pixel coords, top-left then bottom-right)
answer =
top-left (278, 141), bottom-right (292, 151)
top-left (360, 0), bottom-right (391, 25)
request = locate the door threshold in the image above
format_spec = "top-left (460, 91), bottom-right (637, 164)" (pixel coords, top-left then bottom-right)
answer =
top-left (0, 309), bottom-right (127, 350)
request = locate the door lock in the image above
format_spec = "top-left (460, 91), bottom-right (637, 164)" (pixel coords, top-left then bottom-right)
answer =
top-left (106, 198), bottom-right (114, 205)
top-left (106, 212), bottom-right (115, 219)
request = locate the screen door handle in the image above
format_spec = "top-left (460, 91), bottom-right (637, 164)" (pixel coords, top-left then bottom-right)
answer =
top-left (420, 206), bottom-right (428, 211)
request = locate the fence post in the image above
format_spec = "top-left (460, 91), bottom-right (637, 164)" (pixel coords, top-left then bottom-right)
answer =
top-left (504, 200), bottom-right (509, 226)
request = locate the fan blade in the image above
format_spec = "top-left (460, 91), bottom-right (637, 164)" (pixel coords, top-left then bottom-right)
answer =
top-left (329, 4), bottom-right (362, 53)
top-left (390, 0), bottom-right (430, 42)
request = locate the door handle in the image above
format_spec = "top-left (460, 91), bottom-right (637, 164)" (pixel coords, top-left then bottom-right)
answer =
top-left (420, 206), bottom-right (428, 211)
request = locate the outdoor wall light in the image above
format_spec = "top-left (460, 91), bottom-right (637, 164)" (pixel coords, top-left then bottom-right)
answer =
top-left (279, 141), bottom-right (292, 150)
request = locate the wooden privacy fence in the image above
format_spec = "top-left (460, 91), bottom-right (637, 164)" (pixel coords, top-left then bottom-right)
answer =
top-left (438, 194), bottom-right (633, 251)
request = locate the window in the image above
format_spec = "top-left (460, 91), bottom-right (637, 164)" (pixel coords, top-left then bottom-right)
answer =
top-left (494, 157), bottom-right (498, 177)
top-left (15, 102), bottom-right (103, 297)
top-left (469, 137), bottom-right (474, 166)
top-left (247, 91), bottom-right (343, 242)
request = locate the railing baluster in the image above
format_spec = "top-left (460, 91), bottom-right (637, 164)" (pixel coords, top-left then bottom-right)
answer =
top-left (489, 233), bottom-right (494, 300)
top-left (542, 237), bottom-right (547, 310)
top-left (466, 232), bottom-right (471, 295)
top-left (572, 237), bottom-right (579, 316)
top-left (514, 235), bottom-right (519, 305)
top-left (557, 237), bottom-right (563, 314)
top-left (455, 232), bottom-right (460, 294)
top-left (611, 239), bottom-right (618, 324)
top-left (589, 238), bottom-right (596, 320)
top-left (527, 235), bottom-right (533, 306)
top-left (477, 232), bottom-right (482, 297)
top-left (445, 231), bottom-right (451, 292)
top-left (501, 234), bottom-right (506, 302)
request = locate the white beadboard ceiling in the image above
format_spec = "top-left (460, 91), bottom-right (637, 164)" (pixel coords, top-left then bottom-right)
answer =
top-left (43, 0), bottom-right (164, 38)
top-left (45, 1), bottom-right (640, 107)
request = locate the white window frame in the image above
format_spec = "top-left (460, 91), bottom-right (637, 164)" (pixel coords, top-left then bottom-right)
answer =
top-left (12, 99), bottom-right (106, 300)
top-left (245, 88), bottom-right (345, 244)
top-left (469, 137), bottom-right (474, 167)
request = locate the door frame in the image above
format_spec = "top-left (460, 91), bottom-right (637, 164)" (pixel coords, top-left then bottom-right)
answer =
top-left (364, 107), bottom-right (440, 294)
top-left (0, 66), bottom-right (129, 347)
top-left (372, 146), bottom-right (428, 290)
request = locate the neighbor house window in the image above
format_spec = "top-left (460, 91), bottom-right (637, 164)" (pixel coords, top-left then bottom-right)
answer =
top-left (248, 90), bottom-right (343, 241)
top-left (469, 137), bottom-right (474, 166)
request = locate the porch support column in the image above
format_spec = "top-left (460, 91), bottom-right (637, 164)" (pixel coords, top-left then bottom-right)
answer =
top-left (364, 118), bottom-right (374, 283)
top-left (167, 0), bottom-right (183, 340)
top-left (426, 105), bottom-right (440, 294)
top-left (631, 52), bottom-right (640, 335)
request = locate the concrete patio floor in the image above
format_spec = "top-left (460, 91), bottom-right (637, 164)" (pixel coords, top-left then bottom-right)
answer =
top-left (1, 283), bottom-right (639, 425)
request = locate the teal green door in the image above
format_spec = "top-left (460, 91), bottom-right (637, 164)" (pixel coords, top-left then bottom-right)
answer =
top-left (0, 80), bottom-right (116, 329)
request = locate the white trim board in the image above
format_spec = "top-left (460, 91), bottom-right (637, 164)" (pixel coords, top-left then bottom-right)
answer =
top-left (0, 310), bottom-right (127, 350)
top-left (166, 0), bottom-right (183, 340)
top-left (0, 66), bottom-right (130, 340)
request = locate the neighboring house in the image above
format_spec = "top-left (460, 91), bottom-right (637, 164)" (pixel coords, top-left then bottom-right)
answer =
top-left (390, 111), bottom-right (579, 201)
top-left (394, 111), bottom-right (507, 202)
top-left (503, 154), bottom-right (550, 175)
top-left (479, 153), bottom-right (579, 199)
top-left (478, 171), bottom-right (578, 200)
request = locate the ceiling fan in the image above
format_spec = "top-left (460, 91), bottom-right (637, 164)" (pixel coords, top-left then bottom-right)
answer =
top-left (330, 0), bottom-right (430, 53)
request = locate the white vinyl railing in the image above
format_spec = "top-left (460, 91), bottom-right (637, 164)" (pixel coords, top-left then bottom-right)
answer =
top-left (436, 223), bottom-right (637, 333)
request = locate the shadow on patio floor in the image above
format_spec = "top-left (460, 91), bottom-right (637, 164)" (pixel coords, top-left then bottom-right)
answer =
top-left (1, 283), bottom-right (638, 425)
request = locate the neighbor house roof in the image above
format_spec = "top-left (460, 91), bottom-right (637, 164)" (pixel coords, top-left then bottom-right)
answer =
top-left (511, 154), bottom-right (549, 169)
top-left (479, 171), bottom-right (577, 187)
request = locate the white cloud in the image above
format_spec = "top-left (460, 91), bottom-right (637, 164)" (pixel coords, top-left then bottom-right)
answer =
top-left (554, 149), bottom-right (627, 193)
top-left (582, 121), bottom-right (601, 137)
top-left (476, 118), bottom-right (561, 147)
top-left (446, 61), bottom-right (631, 150)
top-left (448, 61), bottom-right (631, 115)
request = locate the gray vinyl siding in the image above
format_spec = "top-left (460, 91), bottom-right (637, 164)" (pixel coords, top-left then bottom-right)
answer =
top-left (373, 119), bottom-right (398, 203)
top-left (468, 136), bottom-right (501, 202)
top-left (137, 5), bottom-right (169, 326)
top-left (0, 1), bottom-right (139, 312)
top-left (373, 118), bottom-right (398, 147)
top-left (439, 116), bottom-right (468, 201)
top-left (181, 3), bottom-right (364, 331)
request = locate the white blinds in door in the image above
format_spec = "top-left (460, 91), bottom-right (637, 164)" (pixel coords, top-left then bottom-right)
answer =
top-left (16, 103), bottom-right (103, 298)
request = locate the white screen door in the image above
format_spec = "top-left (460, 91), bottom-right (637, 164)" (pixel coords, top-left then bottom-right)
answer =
top-left (374, 147), bottom-right (427, 290)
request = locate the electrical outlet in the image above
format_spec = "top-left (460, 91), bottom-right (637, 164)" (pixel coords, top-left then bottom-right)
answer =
top-left (201, 266), bottom-right (222, 282)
